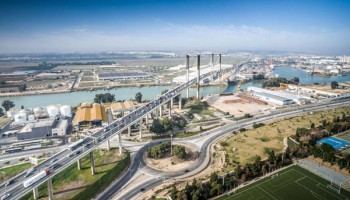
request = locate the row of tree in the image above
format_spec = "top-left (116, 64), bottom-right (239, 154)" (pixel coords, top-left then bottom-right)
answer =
top-left (262, 77), bottom-right (300, 88)
top-left (168, 150), bottom-right (293, 200)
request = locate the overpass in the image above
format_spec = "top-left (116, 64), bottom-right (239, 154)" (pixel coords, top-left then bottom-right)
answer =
top-left (0, 54), bottom-right (229, 200)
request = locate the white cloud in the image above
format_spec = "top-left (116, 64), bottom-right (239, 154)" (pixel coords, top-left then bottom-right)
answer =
top-left (0, 23), bottom-right (349, 54)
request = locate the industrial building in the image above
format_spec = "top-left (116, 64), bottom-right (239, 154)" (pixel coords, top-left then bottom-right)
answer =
top-left (253, 92), bottom-right (293, 105)
top-left (8, 105), bottom-right (72, 126)
top-left (0, 84), bottom-right (26, 93)
top-left (248, 86), bottom-right (312, 105)
top-left (287, 84), bottom-right (350, 98)
top-left (97, 71), bottom-right (151, 81)
top-left (17, 119), bottom-right (68, 140)
top-left (109, 101), bottom-right (135, 117)
top-left (72, 103), bottom-right (108, 129)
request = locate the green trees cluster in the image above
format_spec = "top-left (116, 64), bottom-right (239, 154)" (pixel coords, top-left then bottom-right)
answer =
top-left (149, 117), bottom-right (173, 133)
top-left (147, 142), bottom-right (170, 158)
top-left (169, 152), bottom-right (292, 200)
top-left (331, 81), bottom-right (339, 89)
top-left (135, 92), bottom-right (142, 103)
top-left (262, 77), bottom-right (288, 88)
top-left (93, 93), bottom-right (115, 103)
top-left (252, 123), bottom-right (264, 129)
top-left (2, 100), bottom-right (15, 111)
top-left (173, 146), bottom-right (186, 160)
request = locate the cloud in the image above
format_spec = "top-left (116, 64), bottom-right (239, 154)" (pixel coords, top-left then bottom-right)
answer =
top-left (0, 23), bottom-right (349, 54)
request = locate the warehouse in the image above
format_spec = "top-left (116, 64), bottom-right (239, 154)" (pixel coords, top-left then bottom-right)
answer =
top-left (252, 92), bottom-right (293, 105)
top-left (18, 120), bottom-right (56, 140)
top-left (97, 71), bottom-right (151, 81)
top-left (72, 103), bottom-right (108, 129)
top-left (110, 101), bottom-right (135, 117)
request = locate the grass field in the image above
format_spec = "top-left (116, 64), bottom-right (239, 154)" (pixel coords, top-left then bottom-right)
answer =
top-left (218, 106), bottom-right (350, 171)
top-left (20, 148), bottom-right (130, 200)
top-left (0, 162), bottom-right (33, 182)
top-left (217, 165), bottom-right (350, 200)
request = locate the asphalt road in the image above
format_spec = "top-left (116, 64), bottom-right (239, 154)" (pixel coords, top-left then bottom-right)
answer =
top-left (0, 67), bottom-right (223, 200)
top-left (109, 98), bottom-right (350, 200)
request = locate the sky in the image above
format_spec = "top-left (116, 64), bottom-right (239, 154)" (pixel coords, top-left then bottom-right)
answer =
top-left (0, 0), bottom-right (349, 54)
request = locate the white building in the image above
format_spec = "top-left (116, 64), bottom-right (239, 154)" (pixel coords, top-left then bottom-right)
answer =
top-left (52, 120), bottom-right (68, 136)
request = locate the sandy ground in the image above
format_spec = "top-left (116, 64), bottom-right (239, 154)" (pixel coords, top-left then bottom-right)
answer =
top-left (145, 146), bottom-right (197, 172)
top-left (139, 144), bottom-right (225, 200)
top-left (205, 94), bottom-right (271, 117)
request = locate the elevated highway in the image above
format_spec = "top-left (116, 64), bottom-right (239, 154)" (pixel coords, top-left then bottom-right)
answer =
top-left (0, 55), bottom-right (225, 200)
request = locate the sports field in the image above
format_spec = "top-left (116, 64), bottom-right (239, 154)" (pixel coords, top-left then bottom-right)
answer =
top-left (217, 165), bottom-right (350, 200)
top-left (317, 137), bottom-right (350, 150)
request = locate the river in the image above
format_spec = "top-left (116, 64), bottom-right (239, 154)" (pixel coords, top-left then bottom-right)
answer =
top-left (2, 66), bottom-right (350, 108)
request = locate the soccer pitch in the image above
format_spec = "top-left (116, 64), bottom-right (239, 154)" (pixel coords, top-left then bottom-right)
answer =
top-left (217, 165), bottom-right (350, 200)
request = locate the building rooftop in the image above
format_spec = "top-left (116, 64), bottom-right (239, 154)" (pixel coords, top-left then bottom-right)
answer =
top-left (98, 71), bottom-right (149, 78)
top-left (73, 103), bottom-right (107, 126)
top-left (110, 101), bottom-right (134, 112)
top-left (20, 119), bottom-right (55, 133)
top-left (255, 92), bottom-right (292, 102)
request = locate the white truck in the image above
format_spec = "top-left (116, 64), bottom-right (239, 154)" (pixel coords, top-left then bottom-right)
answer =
top-left (23, 144), bottom-right (42, 151)
top-left (23, 170), bottom-right (50, 188)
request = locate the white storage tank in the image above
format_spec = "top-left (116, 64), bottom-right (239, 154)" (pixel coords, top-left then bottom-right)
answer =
top-left (28, 115), bottom-right (36, 122)
top-left (47, 105), bottom-right (60, 118)
top-left (60, 105), bottom-right (72, 118)
top-left (7, 110), bottom-right (18, 118)
top-left (33, 107), bottom-right (48, 118)
top-left (14, 112), bottom-right (27, 123)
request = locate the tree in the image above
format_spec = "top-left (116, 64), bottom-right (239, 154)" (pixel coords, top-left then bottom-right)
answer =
top-left (135, 92), bottom-right (142, 103)
top-left (94, 93), bottom-right (115, 103)
top-left (21, 105), bottom-right (24, 109)
top-left (2, 100), bottom-right (15, 111)
top-left (331, 81), bottom-right (339, 89)
top-left (162, 117), bottom-right (173, 131)
top-left (149, 119), bottom-right (164, 133)
top-left (0, 107), bottom-right (3, 117)
top-left (291, 77), bottom-right (300, 83)
top-left (173, 146), bottom-right (187, 160)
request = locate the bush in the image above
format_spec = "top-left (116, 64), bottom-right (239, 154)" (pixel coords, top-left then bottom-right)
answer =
top-left (239, 128), bottom-right (246, 132)
top-left (173, 146), bottom-right (187, 160)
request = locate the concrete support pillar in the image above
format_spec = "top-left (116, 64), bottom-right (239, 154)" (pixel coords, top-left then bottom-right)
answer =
top-left (159, 106), bottom-right (163, 116)
top-left (179, 94), bottom-right (182, 110)
top-left (106, 139), bottom-right (110, 150)
top-left (118, 133), bottom-right (123, 155)
top-left (47, 177), bottom-right (54, 200)
top-left (170, 98), bottom-right (174, 108)
top-left (145, 115), bottom-right (148, 124)
top-left (196, 55), bottom-right (200, 99)
top-left (127, 126), bottom-right (131, 137)
top-left (186, 55), bottom-right (190, 98)
top-left (168, 106), bottom-right (171, 117)
top-left (139, 119), bottom-right (142, 138)
top-left (33, 187), bottom-right (39, 199)
top-left (90, 151), bottom-right (95, 175)
top-left (219, 54), bottom-right (222, 78)
top-left (211, 53), bottom-right (214, 67)
top-left (77, 159), bottom-right (81, 170)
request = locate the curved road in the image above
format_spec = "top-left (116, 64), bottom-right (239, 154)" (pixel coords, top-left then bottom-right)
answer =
top-left (99, 98), bottom-right (350, 200)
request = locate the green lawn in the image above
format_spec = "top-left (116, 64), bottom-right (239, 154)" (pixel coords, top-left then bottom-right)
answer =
top-left (0, 117), bottom-right (11, 128)
top-left (20, 148), bottom-right (130, 200)
top-left (0, 163), bottom-right (33, 182)
top-left (217, 165), bottom-right (350, 200)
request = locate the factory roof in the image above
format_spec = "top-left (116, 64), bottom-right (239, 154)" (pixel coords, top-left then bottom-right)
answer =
top-left (20, 119), bottom-right (55, 133)
top-left (98, 71), bottom-right (149, 78)
top-left (73, 103), bottom-right (107, 126)
top-left (254, 92), bottom-right (292, 102)
top-left (110, 101), bottom-right (134, 112)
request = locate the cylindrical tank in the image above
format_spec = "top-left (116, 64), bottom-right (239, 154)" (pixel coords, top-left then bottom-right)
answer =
top-left (33, 107), bottom-right (48, 118)
top-left (60, 105), bottom-right (72, 117)
top-left (6, 110), bottom-right (18, 118)
top-left (14, 113), bottom-right (27, 123)
top-left (28, 115), bottom-right (36, 121)
top-left (47, 105), bottom-right (60, 118)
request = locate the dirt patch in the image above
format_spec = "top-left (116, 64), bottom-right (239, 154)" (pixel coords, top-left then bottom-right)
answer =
top-left (145, 146), bottom-right (197, 172)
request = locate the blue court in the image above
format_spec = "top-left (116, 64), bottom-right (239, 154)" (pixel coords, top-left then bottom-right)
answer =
top-left (317, 137), bottom-right (350, 150)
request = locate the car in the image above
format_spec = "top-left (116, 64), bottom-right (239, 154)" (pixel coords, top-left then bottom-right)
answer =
top-left (67, 153), bottom-right (74, 158)
top-left (50, 163), bottom-right (59, 169)
top-left (1, 193), bottom-right (11, 200)
top-left (140, 188), bottom-right (145, 192)
top-left (84, 143), bottom-right (91, 148)
top-left (184, 169), bottom-right (190, 173)
top-left (104, 128), bottom-right (110, 132)
top-left (51, 158), bottom-right (58, 163)
top-left (75, 150), bottom-right (81, 155)
top-left (24, 168), bottom-right (35, 178)
top-left (4, 180), bottom-right (14, 186)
